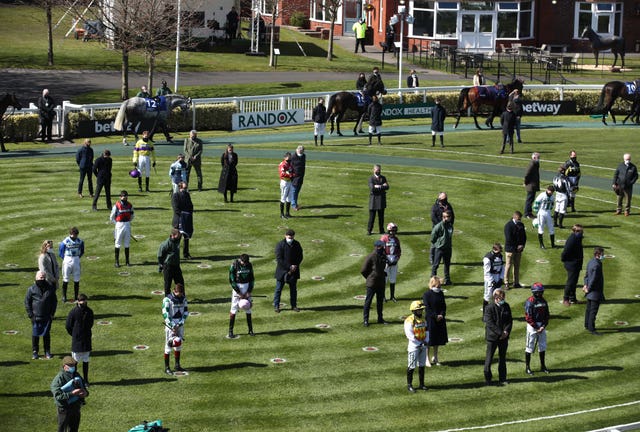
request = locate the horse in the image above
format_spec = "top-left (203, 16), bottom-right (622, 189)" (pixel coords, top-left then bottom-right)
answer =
top-left (453, 78), bottom-right (524, 130)
top-left (581, 27), bottom-right (625, 69)
top-left (595, 80), bottom-right (640, 126)
top-left (0, 93), bottom-right (22, 152)
top-left (113, 94), bottom-right (191, 145)
top-left (327, 78), bottom-right (386, 136)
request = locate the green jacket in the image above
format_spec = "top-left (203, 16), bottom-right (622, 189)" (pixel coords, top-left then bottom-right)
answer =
top-left (51, 369), bottom-right (87, 408)
top-left (352, 21), bottom-right (367, 39)
top-left (430, 220), bottom-right (453, 250)
top-left (158, 237), bottom-right (181, 267)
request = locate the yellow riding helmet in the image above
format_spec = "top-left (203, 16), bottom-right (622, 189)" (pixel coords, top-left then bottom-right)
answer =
top-left (410, 301), bottom-right (425, 312)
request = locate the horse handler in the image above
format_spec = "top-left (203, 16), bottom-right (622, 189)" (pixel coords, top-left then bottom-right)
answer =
top-left (132, 130), bottom-right (156, 192)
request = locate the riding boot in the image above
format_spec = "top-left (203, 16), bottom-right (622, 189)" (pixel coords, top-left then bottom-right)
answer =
top-left (314, 135), bottom-right (318, 146)
top-left (137, 177), bottom-right (143, 192)
top-left (228, 313), bottom-right (236, 338)
top-left (174, 351), bottom-right (183, 371)
top-left (525, 352), bottom-right (532, 375)
top-left (550, 234), bottom-right (555, 249)
top-left (285, 202), bottom-right (292, 218)
top-left (431, 135), bottom-right (436, 147)
top-left (247, 313), bottom-right (255, 336)
top-left (83, 362), bottom-right (89, 384)
top-left (407, 368), bottom-right (415, 392)
top-left (553, 213), bottom-right (558, 227)
top-left (230, 192), bottom-right (234, 202)
top-left (418, 366), bottom-right (427, 389)
top-left (183, 239), bottom-right (190, 258)
top-left (389, 283), bottom-right (396, 302)
top-left (368, 133), bottom-right (372, 145)
top-left (224, 191), bottom-right (228, 203)
top-left (164, 353), bottom-right (171, 371)
top-left (538, 234), bottom-right (545, 249)
top-left (540, 351), bottom-right (549, 372)
top-left (558, 214), bottom-right (565, 229)
top-left (570, 198), bottom-right (576, 212)
top-left (377, 133), bottom-right (381, 145)
top-left (279, 202), bottom-right (285, 218)
top-left (73, 282), bottom-right (80, 302)
top-left (124, 248), bottom-right (130, 266)
top-left (114, 247), bottom-right (120, 268)
top-left (320, 135), bottom-right (324, 146)
top-left (62, 282), bottom-right (68, 303)
top-left (440, 136), bottom-right (445, 148)
top-left (500, 141), bottom-right (506, 154)
top-left (145, 177), bottom-right (150, 192)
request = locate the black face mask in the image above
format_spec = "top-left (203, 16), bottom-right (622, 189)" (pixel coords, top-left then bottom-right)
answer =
top-left (143, 138), bottom-right (148, 142)
top-left (35, 280), bottom-right (48, 289)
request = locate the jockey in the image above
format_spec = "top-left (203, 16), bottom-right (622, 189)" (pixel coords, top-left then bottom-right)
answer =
top-left (495, 82), bottom-right (507, 99)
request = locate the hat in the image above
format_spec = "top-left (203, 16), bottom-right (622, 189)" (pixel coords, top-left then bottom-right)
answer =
top-left (62, 356), bottom-right (77, 367)
top-left (374, 240), bottom-right (385, 247)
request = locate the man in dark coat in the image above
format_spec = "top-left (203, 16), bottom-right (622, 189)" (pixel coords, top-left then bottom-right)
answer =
top-left (183, 130), bottom-right (203, 191)
top-left (361, 240), bottom-right (388, 326)
top-left (430, 192), bottom-right (454, 264)
top-left (158, 229), bottom-right (184, 296)
top-left (612, 153), bottom-right (638, 216)
top-left (172, 181), bottom-right (194, 259)
top-left (503, 211), bottom-right (527, 289)
top-left (65, 293), bottom-right (94, 385)
top-left (367, 95), bottom-right (383, 145)
top-left (523, 152), bottom-right (541, 218)
top-left (25, 271), bottom-right (57, 360)
top-left (37, 88), bottom-right (56, 142)
top-left (312, 99), bottom-right (327, 146)
top-left (273, 229), bottom-right (304, 313)
top-left (430, 210), bottom-right (453, 285)
top-left (483, 288), bottom-right (512, 385)
top-left (75, 139), bottom-right (94, 198)
top-left (226, 6), bottom-right (239, 40)
top-left (91, 149), bottom-right (112, 211)
top-left (561, 224), bottom-right (584, 305)
top-left (290, 146), bottom-right (306, 211)
top-left (500, 104), bottom-right (517, 154)
top-left (367, 164), bottom-right (389, 235)
top-left (583, 247), bottom-right (605, 335)
top-left (218, 144), bottom-right (238, 202)
top-left (430, 97), bottom-right (446, 148)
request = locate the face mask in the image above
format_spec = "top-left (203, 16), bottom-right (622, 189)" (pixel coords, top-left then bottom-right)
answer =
top-left (67, 366), bottom-right (76, 374)
top-left (374, 171), bottom-right (380, 176)
top-left (498, 299), bottom-right (505, 306)
top-left (36, 280), bottom-right (47, 289)
top-left (598, 255), bottom-right (605, 261)
top-left (286, 238), bottom-right (293, 245)
top-left (143, 138), bottom-right (148, 142)
top-left (79, 303), bottom-right (87, 309)
top-left (432, 287), bottom-right (441, 293)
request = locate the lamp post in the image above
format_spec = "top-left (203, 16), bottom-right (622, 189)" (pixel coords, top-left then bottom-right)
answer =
top-left (396, 0), bottom-right (414, 89)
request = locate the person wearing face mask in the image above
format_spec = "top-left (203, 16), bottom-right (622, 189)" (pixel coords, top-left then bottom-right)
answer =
top-left (273, 229), bottom-right (304, 313)
top-left (422, 276), bottom-right (447, 367)
top-left (503, 211), bottom-right (526, 290)
top-left (404, 301), bottom-right (428, 392)
top-left (482, 243), bottom-right (504, 315)
top-left (406, 69), bottom-right (419, 89)
top-left (483, 288), bottom-right (512, 386)
top-left (51, 356), bottom-right (88, 432)
top-left (430, 192), bottom-right (454, 263)
top-left (163, 283), bottom-right (188, 375)
top-left (583, 247), bottom-right (605, 336)
top-left (25, 271), bottom-right (57, 360)
top-left (380, 222), bottom-right (401, 302)
top-left (552, 165), bottom-right (572, 229)
top-left (65, 294), bottom-right (94, 385)
top-left (228, 254), bottom-right (255, 338)
top-left (59, 227), bottom-right (84, 304)
top-left (561, 224), bottom-right (584, 306)
top-left (132, 130), bottom-right (156, 193)
top-left (278, 152), bottom-right (295, 218)
top-left (367, 164), bottom-right (389, 235)
top-left (612, 153), bottom-right (638, 216)
top-left (533, 185), bottom-right (555, 249)
top-left (562, 150), bottom-right (581, 212)
top-left (157, 229), bottom-right (184, 296)
top-left (524, 283), bottom-right (550, 375)
top-left (92, 149), bottom-right (112, 211)
top-left (110, 190), bottom-right (134, 268)
top-left (361, 240), bottom-right (388, 327)
top-left (172, 181), bottom-right (194, 260)
top-left (523, 152), bottom-right (541, 219)
top-left (38, 239), bottom-right (60, 291)
top-left (430, 210), bottom-right (454, 285)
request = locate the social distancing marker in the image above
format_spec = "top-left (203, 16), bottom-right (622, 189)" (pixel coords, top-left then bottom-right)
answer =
top-left (86, 256), bottom-right (100, 261)
top-left (614, 321), bottom-right (628, 326)
top-left (474, 214), bottom-right (486, 218)
top-left (556, 239), bottom-right (566, 245)
top-left (53, 198), bottom-right (65, 202)
top-left (5, 263), bottom-right (18, 268)
top-left (118, 271), bottom-right (130, 276)
top-left (133, 234), bottom-right (145, 240)
top-left (151, 290), bottom-right (164, 296)
top-left (189, 311), bottom-right (200, 316)
top-left (204, 230), bottom-right (217, 234)
top-left (411, 216), bottom-right (425, 221)
top-left (226, 334), bottom-right (240, 340)
top-left (32, 227), bottom-right (44, 231)
top-left (605, 254), bottom-right (616, 259)
top-left (3, 330), bottom-right (18, 335)
top-left (312, 276), bottom-right (325, 281)
top-left (349, 253), bottom-right (362, 257)
top-left (315, 323), bottom-right (331, 329)
top-left (173, 371), bottom-right (189, 376)
top-left (312, 239), bottom-right (324, 243)
top-left (354, 295), bottom-right (366, 300)
top-left (237, 243), bottom-right (250, 247)
top-left (271, 357), bottom-right (287, 363)
top-left (310, 209), bottom-right (323, 213)
top-left (448, 337), bottom-right (463, 343)
top-left (362, 346), bottom-right (379, 352)
top-left (80, 209), bottom-right (90, 213)
top-left (464, 265), bottom-right (476, 269)
top-left (133, 345), bottom-right (149, 350)
top-left (403, 191), bottom-right (414, 195)
top-left (197, 264), bottom-right (211, 269)
top-left (536, 259), bottom-right (549, 264)
top-left (243, 213), bottom-right (255, 217)
top-left (97, 321), bottom-right (112, 326)
top-left (454, 229), bottom-right (463, 234)
top-left (344, 221), bottom-right (356, 225)
top-left (277, 303), bottom-right (288, 309)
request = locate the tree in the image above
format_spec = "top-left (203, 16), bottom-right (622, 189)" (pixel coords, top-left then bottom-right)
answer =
top-left (324, 0), bottom-right (343, 61)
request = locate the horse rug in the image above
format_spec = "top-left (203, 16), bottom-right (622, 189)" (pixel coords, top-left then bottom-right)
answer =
top-left (624, 82), bottom-right (640, 95)
top-left (354, 92), bottom-right (371, 107)
top-left (475, 85), bottom-right (507, 100)
top-left (144, 96), bottom-right (167, 112)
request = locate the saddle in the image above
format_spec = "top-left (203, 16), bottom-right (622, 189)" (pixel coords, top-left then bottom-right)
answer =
top-left (355, 92), bottom-right (371, 108)
top-left (144, 96), bottom-right (167, 112)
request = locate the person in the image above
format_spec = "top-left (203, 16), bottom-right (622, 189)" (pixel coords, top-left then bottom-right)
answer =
top-left (109, 190), bottom-right (134, 268)
top-left (169, 153), bottom-right (187, 195)
top-left (228, 254), bottom-right (255, 338)
top-left (430, 192), bottom-right (455, 227)
top-left (523, 152), bottom-right (541, 219)
top-left (483, 288), bottom-right (512, 386)
top-left (483, 243), bottom-right (504, 314)
top-left (563, 150), bottom-right (581, 212)
top-left (172, 181), bottom-right (194, 259)
top-left (367, 164), bottom-right (389, 235)
top-left (38, 88), bottom-right (56, 142)
top-left (561, 224), bottom-right (584, 306)
top-left (612, 153), bottom-right (638, 216)
top-left (367, 94), bottom-right (382, 145)
top-left (361, 240), bottom-right (388, 326)
top-left (158, 229), bottom-right (184, 296)
top-left (278, 152), bottom-right (295, 219)
top-left (25, 271), bottom-right (57, 360)
top-left (65, 293), bottom-right (94, 385)
top-left (430, 97), bottom-right (446, 148)
top-left (367, 67), bottom-right (385, 94)
top-left (404, 300), bottom-right (428, 392)
top-left (91, 149), bottom-right (112, 211)
top-left (552, 165), bottom-right (572, 228)
top-left (583, 247), bottom-right (605, 335)
top-left (422, 276), bottom-right (447, 366)
top-left (352, 18), bottom-right (367, 53)
top-left (500, 103), bottom-right (516, 154)
top-left (51, 356), bottom-right (88, 432)
top-left (183, 130), bottom-right (203, 191)
top-left (290, 145), bottom-right (306, 211)
top-left (524, 283), bottom-right (550, 375)
top-left (218, 144), bottom-right (238, 203)
top-left (312, 98), bottom-right (327, 146)
top-left (162, 283), bottom-right (188, 374)
top-left (59, 227), bottom-right (84, 304)
top-left (473, 68), bottom-right (485, 86)
top-left (503, 211), bottom-right (527, 290)
top-left (380, 222), bottom-right (401, 302)
top-left (407, 69), bottom-right (419, 88)
top-left (273, 229), bottom-right (304, 313)
top-left (430, 210), bottom-right (453, 285)
top-left (384, 22), bottom-right (395, 53)
top-left (38, 239), bottom-right (60, 292)
top-left (509, 88), bottom-right (524, 143)
top-left (226, 6), bottom-right (239, 40)
top-left (132, 130), bottom-right (156, 193)
top-left (355, 72), bottom-right (367, 91)
top-left (136, 85), bottom-right (151, 98)
top-left (75, 139), bottom-right (94, 198)
top-left (533, 185), bottom-right (556, 249)
top-left (156, 79), bottom-right (172, 96)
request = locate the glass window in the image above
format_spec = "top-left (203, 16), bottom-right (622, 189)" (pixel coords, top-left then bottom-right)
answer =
top-left (463, 1), bottom-right (494, 11)
top-left (413, 10), bottom-right (434, 36)
top-left (596, 3), bottom-right (613, 11)
top-left (414, 0), bottom-right (434, 8)
top-left (480, 14), bottom-right (492, 32)
top-left (519, 11), bottom-right (531, 37)
top-left (461, 14), bottom-right (475, 32)
top-left (436, 11), bottom-right (457, 35)
top-left (574, 2), bottom-right (623, 38)
top-left (498, 3), bottom-right (518, 10)
top-left (439, 2), bottom-right (458, 10)
top-left (497, 11), bottom-right (517, 38)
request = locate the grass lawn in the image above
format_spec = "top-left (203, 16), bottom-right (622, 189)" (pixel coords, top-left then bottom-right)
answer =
top-left (1, 120), bottom-right (639, 431)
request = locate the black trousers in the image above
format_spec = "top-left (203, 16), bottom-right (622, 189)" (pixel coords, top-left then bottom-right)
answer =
top-left (563, 261), bottom-right (581, 302)
top-left (92, 178), bottom-right (111, 209)
top-left (57, 404), bottom-right (81, 432)
top-left (585, 299), bottom-right (601, 332)
top-left (77, 169), bottom-right (93, 195)
top-left (355, 38), bottom-right (366, 53)
top-left (186, 162), bottom-right (203, 189)
top-left (163, 265), bottom-right (184, 295)
top-left (484, 338), bottom-right (508, 383)
top-left (41, 118), bottom-right (53, 141)
top-left (431, 247), bottom-right (451, 282)
top-left (363, 285), bottom-right (384, 323)
top-left (524, 190), bottom-right (537, 216)
top-left (367, 209), bottom-right (385, 234)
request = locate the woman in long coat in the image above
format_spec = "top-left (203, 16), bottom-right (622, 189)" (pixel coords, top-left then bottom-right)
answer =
top-left (218, 144), bottom-right (238, 202)
top-left (422, 276), bottom-right (448, 366)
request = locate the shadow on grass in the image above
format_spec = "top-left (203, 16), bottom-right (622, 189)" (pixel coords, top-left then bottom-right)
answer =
top-left (94, 313), bottom-right (132, 319)
top-left (0, 266), bottom-right (37, 274)
top-left (189, 297), bottom-right (229, 305)
top-left (401, 230), bottom-right (430, 236)
top-left (97, 377), bottom-right (176, 386)
top-left (600, 326), bottom-right (640, 333)
top-left (261, 327), bottom-right (327, 336)
top-left (549, 365), bottom-right (623, 373)
top-left (602, 298), bottom-right (640, 305)
top-left (300, 304), bottom-right (363, 312)
top-left (0, 390), bottom-right (52, 398)
top-left (91, 350), bottom-right (134, 357)
top-left (197, 254), bottom-right (245, 262)
top-left (196, 208), bottom-right (242, 213)
top-left (91, 294), bottom-right (150, 301)
top-left (0, 360), bottom-right (29, 367)
top-left (134, 206), bottom-right (171, 211)
top-left (188, 362), bottom-right (268, 373)
top-left (303, 204), bottom-right (362, 210)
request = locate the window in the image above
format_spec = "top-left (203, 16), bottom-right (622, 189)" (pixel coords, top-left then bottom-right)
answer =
top-left (575, 2), bottom-right (623, 38)
top-left (411, 1), bottom-right (458, 38)
top-left (497, 1), bottom-right (533, 39)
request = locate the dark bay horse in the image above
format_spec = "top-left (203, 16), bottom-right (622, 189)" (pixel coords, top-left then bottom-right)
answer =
top-left (113, 94), bottom-right (191, 145)
top-left (0, 93), bottom-right (22, 152)
top-left (454, 78), bottom-right (524, 130)
top-left (595, 80), bottom-right (640, 125)
top-left (327, 78), bottom-right (386, 136)
top-left (581, 27), bottom-right (625, 69)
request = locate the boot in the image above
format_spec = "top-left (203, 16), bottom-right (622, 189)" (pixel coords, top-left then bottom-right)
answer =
top-left (285, 202), bottom-right (292, 218)
top-left (314, 135), bottom-right (318, 146)
top-left (500, 142), bottom-right (505, 154)
top-left (525, 352), bottom-right (533, 375)
top-left (228, 313), bottom-right (236, 338)
top-left (114, 247), bottom-right (120, 268)
top-left (224, 191), bottom-right (228, 203)
top-left (230, 192), bottom-right (234, 203)
top-left (389, 283), bottom-right (397, 302)
top-left (83, 362), bottom-right (90, 385)
top-left (174, 351), bottom-right (185, 372)
top-left (138, 177), bottom-right (143, 192)
top-left (164, 353), bottom-right (172, 375)
top-left (73, 282), bottom-right (80, 302)
top-left (280, 202), bottom-right (286, 219)
top-left (145, 177), bottom-right (150, 192)
top-left (62, 282), bottom-right (68, 303)
top-left (553, 213), bottom-right (558, 227)
top-left (558, 214), bottom-right (565, 229)
top-left (440, 136), bottom-right (445, 148)
top-left (247, 313), bottom-right (255, 336)
top-left (540, 351), bottom-right (550, 373)
top-left (377, 133), bottom-right (381, 145)
top-left (124, 248), bottom-right (130, 266)
top-left (431, 136), bottom-right (435, 147)
top-left (550, 234), bottom-right (555, 249)
top-left (368, 133), bottom-right (372, 145)
top-left (320, 136), bottom-right (324, 146)
top-left (407, 368), bottom-right (416, 392)
top-left (538, 234), bottom-right (546, 249)
top-left (183, 239), bottom-right (191, 259)
top-left (570, 198), bottom-right (576, 212)
top-left (417, 366), bottom-right (428, 390)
